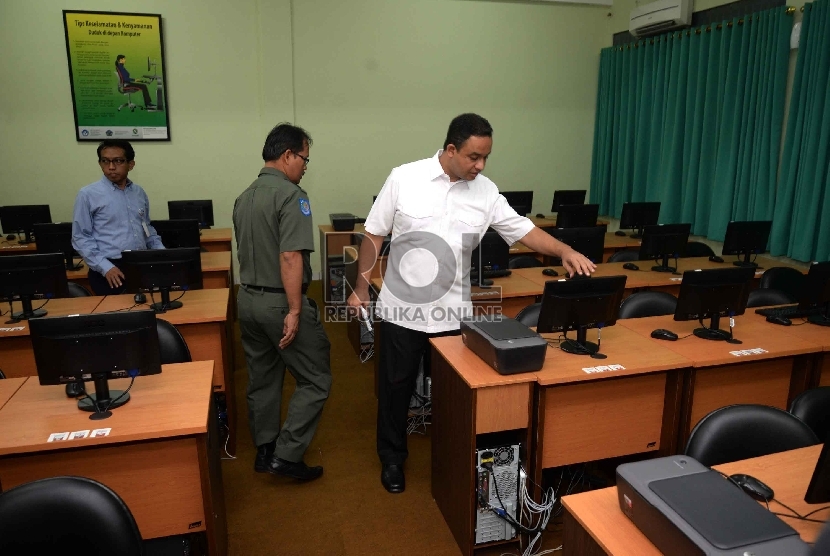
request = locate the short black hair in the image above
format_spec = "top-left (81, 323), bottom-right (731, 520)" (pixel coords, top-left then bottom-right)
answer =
top-left (262, 123), bottom-right (312, 162)
top-left (443, 113), bottom-right (493, 150)
top-left (97, 140), bottom-right (135, 161)
top-left (115, 55), bottom-right (125, 67)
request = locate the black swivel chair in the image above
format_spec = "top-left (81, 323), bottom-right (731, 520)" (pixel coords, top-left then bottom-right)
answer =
top-left (157, 319), bottom-right (192, 364)
top-left (67, 281), bottom-right (93, 297)
top-left (684, 404), bottom-right (820, 467)
top-left (607, 249), bottom-right (640, 263)
top-left (789, 387), bottom-right (830, 444)
top-left (759, 266), bottom-right (805, 301)
top-left (0, 476), bottom-right (144, 555)
top-left (618, 291), bottom-right (678, 319)
top-left (684, 241), bottom-right (716, 257)
top-left (515, 303), bottom-right (542, 328)
top-left (508, 255), bottom-right (544, 269)
top-left (746, 288), bottom-right (795, 308)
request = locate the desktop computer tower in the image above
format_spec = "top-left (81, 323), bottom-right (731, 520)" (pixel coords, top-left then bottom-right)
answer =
top-left (475, 444), bottom-right (520, 544)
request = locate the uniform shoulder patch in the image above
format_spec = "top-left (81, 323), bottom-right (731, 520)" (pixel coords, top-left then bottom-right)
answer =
top-left (299, 198), bottom-right (312, 216)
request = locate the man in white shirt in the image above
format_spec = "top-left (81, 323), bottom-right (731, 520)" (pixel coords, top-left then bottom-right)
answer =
top-left (347, 114), bottom-right (596, 493)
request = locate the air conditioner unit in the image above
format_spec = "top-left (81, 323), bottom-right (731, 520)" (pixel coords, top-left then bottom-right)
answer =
top-left (629, 0), bottom-right (693, 38)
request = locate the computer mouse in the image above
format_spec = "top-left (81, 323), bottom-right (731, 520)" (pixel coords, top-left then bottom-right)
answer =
top-left (651, 329), bottom-right (679, 341)
top-left (5, 234), bottom-right (16, 241)
top-left (766, 315), bottom-right (792, 326)
top-left (614, 230), bottom-right (626, 236)
top-left (568, 272), bottom-right (590, 280)
top-left (535, 213), bottom-right (546, 219)
top-left (134, 292), bottom-right (147, 304)
top-left (622, 263), bottom-right (640, 271)
top-left (65, 382), bottom-right (84, 398)
top-left (709, 255), bottom-right (725, 263)
top-left (729, 474), bottom-right (774, 502)
top-left (542, 268), bottom-right (559, 277)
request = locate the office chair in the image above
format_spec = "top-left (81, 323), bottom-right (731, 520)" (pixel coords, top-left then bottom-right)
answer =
top-left (746, 288), bottom-right (795, 308)
top-left (618, 291), bottom-right (677, 319)
top-left (759, 266), bottom-right (805, 301)
top-left (0, 368), bottom-right (5, 379)
top-left (684, 404), bottom-right (820, 467)
top-left (0, 476), bottom-right (143, 555)
top-left (67, 281), bottom-right (92, 297)
top-left (683, 241), bottom-right (716, 258)
top-left (508, 255), bottom-right (544, 269)
top-left (789, 387), bottom-right (830, 444)
top-left (157, 319), bottom-right (192, 364)
top-left (116, 71), bottom-right (144, 113)
top-left (607, 249), bottom-right (640, 263)
top-left (515, 302), bottom-right (541, 328)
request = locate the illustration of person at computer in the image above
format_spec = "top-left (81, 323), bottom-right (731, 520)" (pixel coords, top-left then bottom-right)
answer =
top-left (115, 55), bottom-right (156, 110)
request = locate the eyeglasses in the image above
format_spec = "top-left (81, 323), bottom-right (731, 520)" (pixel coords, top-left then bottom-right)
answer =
top-left (294, 153), bottom-right (310, 166)
top-left (99, 158), bottom-right (128, 166)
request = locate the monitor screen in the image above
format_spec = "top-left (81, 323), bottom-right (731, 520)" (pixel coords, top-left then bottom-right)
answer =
top-left (167, 200), bottom-right (214, 229)
top-left (0, 253), bottom-right (68, 320)
top-left (556, 204), bottom-right (599, 229)
top-left (33, 222), bottom-right (82, 270)
top-left (551, 190), bottom-right (587, 213)
top-left (151, 219), bottom-right (201, 249)
top-left (471, 229), bottom-right (510, 287)
top-left (721, 220), bottom-right (773, 268)
top-left (544, 225), bottom-right (607, 264)
top-left (502, 191), bottom-right (534, 217)
top-left (30, 310), bottom-right (161, 417)
top-left (120, 247), bottom-right (203, 313)
top-left (806, 431), bottom-right (830, 504)
top-left (674, 267), bottom-right (755, 341)
top-left (619, 202), bottom-right (661, 239)
top-left (537, 275), bottom-right (627, 356)
top-left (0, 205), bottom-right (52, 243)
top-left (639, 223), bottom-right (692, 272)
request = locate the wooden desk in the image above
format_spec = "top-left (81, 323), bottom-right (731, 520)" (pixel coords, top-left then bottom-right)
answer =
top-left (198, 228), bottom-right (232, 252)
top-left (0, 364), bottom-right (227, 555)
top-left (0, 240), bottom-right (36, 255)
top-left (508, 232), bottom-right (640, 264)
top-left (561, 445), bottom-right (828, 555)
top-left (0, 377), bottom-right (26, 410)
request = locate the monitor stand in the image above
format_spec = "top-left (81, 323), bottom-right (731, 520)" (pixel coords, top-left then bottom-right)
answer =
top-left (10, 295), bottom-right (47, 320)
top-left (651, 255), bottom-right (676, 273)
top-left (809, 305), bottom-right (830, 327)
top-left (732, 252), bottom-right (759, 269)
top-left (17, 231), bottom-right (35, 245)
top-left (693, 315), bottom-right (738, 342)
top-left (630, 227), bottom-right (645, 239)
top-left (64, 253), bottom-right (83, 271)
top-left (77, 374), bottom-right (129, 419)
top-left (561, 326), bottom-right (599, 356)
top-left (150, 287), bottom-right (183, 313)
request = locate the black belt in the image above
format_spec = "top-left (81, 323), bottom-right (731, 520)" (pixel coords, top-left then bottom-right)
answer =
top-left (243, 284), bottom-right (308, 295)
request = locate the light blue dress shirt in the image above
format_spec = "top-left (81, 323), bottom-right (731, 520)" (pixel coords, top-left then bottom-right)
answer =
top-left (72, 175), bottom-right (164, 275)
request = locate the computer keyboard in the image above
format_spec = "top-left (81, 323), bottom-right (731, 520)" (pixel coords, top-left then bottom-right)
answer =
top-left (754, 305), bottom-right (824, 319)
top-left (472, 269), bottom-right (512, 279)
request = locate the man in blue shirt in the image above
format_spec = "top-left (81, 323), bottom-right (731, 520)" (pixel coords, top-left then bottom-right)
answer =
top-left (72, 139), bottom-right (164, 295)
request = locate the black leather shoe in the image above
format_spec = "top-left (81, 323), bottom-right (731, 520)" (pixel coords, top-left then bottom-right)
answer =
top-left (268, 457), bottom-right (323, 481)
top-left (254, 441), bottom-right (276, 473)
top-left (381, 464), bottom-right (405, 493)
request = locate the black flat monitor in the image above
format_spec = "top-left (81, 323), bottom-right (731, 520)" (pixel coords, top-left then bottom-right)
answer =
top-left (33, 223), bottom-right (83, 270)
top-left (0, 205), bottom-right (52, 244)
top-left (674, 267), bottom-right (755, 341)
top-left (502, 191), bottom-right (534, 217)
top-left (796, 261), bottom-right (830, 327)
top-left (619, 202), bottom-right (661, 239)
top-left (639, 223), bottom-right (692, 273)
top-left (556, 204), bottom-right (599, 229)
top-left (151, 219), bottom-right (201, 249)
top-left (806, 431), bottom-right (830, 503)
top-left (0, 253), bottom-right (68, 320)
top-left (551, 190), bottom-right (587, 213)
top-left (471, 229), bottom-right (510, 287)
top-left (722, 220), bottom-right (773, 268)
top-left (167, 200), bottom-right (214, 229)
top-left (120, 248), bottom-right (203, 313)
top-left (537, 275), bottom-right (627, 356)
top-left (544, 225), bottom-right (607, 265)
top-left (29, 311), bottom-right (161, 418)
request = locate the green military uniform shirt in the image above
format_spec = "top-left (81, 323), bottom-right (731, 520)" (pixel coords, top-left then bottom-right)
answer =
top-left (233, 167), bottom-right (314, 288)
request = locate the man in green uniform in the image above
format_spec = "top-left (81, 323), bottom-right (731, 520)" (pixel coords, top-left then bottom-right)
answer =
top-left (234, 123), bottom-right (331, 481)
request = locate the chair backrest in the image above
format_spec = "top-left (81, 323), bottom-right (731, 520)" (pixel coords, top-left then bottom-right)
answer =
top-left (746, 288), bottom-right (795, 308)
top-left (67, 281), bottom-right (92, 298)
top-left (759, 266), bottom-right (805, 300)
top-left (0, 476), bottom-right (143, 555)
top-left (789, 387), bottom-right (830, 443)
top-left (684, 404), bottom-right (820, 467)
top-left (684, 241), bottom-right (716, 257)
top-left (618, 291), bottom-right (678, 319)
top-left (515, 302), bottom-right (541, 328)
top-left (508, 255), bottom-right (544, 269)
top-left (607, 249), bottom-right (640, 263)
top-left (157, 319), bottom-right (192, 364)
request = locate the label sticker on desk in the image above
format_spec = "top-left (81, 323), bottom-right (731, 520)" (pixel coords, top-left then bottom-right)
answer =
top-left (70, 430), bottom-right (90, 440)
top-left (47, 432), bottom-right (69, 442)
top-left (90, 428), bottom-right (112, 438)
top-left (583, 364), bottom-right (625, 374)
top-left (729, 348), bottom-right (768, 357)
top-left (0, 326), bottom-right (25, 332)
top-left (670, 277), bottom-right (682, 282)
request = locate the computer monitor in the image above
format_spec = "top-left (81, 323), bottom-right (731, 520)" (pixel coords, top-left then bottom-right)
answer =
top-left (536, 275), bottom-right (627, 356)
top-left (151, 219), bottom-right (201, 249)
top-left (805, 431), bottom-right (830, 503)
top-left (33, 223), bottom-right (83, 270)
top-left (796, 261), bottom-right (830, 327)
top-left (639, 223), bottom-right (692, 273)
top-left (721, 220), bottom-right (773, 268)
top-left (556, 204), bottom-right (599, 229)
top-left (501, 191), bottom-right (534, 217)
top-left (167, 200), bottom-right (214, 229)
top-left (0, 205), bottom-right (52, 244)
top-left (120, 247), bottom-right (203, 313)
top-left (471, 229), bottom-right (510, 287)
top-left (674, 266), bottom-right (755, 341)
top-left (0, 253), bottom-right (68, 320)
top-left (544, 225), bottom-right (607, 264)
top-left (29, 310), bottom-right (161, 418)
top-left (551, 190), bottom-right (587, 213)
top-left (619, 202), bottom-right (661, 239)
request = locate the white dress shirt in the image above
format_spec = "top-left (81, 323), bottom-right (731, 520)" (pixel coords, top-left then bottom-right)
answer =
top-left (364, 151), bottom-right (534, 333)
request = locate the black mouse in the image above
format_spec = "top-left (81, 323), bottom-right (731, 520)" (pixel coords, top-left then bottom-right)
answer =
top-left (709, 255), bottom-right (725, 263)
top-left (651, 328), bottom-right (678, 341)
top-left (623, 263), bottom-right (640, 271)
top-left (729, 473), bottom-right (774, 502)
top-left (134, 292), bottom-right (147, 304)
top-left (568, 272), bottom-right (590, 280)
top-left (614, 230), bottom-right (626, 236)
top-left (5, 234), bottom-right (16, 241)
top-left (766, 315), bottom-right (792, 326)
top-left (65, 382), bottom-right (84, 398)
top-left (535, 213), bottom-right (546, 219)
top-left (542, 268), bottom-right (559, 277)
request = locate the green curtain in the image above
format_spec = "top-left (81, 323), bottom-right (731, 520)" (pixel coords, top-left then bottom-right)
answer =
top-left (590, 7), bottom-right (792, 241)
top-left (770, 0), bottom-right (830, 262)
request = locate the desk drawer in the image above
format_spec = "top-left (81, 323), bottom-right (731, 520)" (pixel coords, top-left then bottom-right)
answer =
top-left (475, 382), bottom-right (531, 434)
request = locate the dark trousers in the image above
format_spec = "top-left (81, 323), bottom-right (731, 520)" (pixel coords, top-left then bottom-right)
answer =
top-left (377, 320), bottom-right (460, 465)
top-left (87, 259), bottom-right (126, 296)
top-left (129, 82), bottom-right (153, 106)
